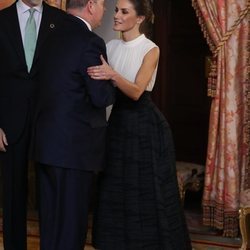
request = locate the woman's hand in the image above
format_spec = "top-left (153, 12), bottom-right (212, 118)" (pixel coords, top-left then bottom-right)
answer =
top-left (0, 128), bottom-right (8, 152)
top-left (87, 55), bottom-right (115, 80)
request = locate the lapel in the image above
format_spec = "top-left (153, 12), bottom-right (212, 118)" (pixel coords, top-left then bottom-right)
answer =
top-left (3, 2), bottom-right (26, 65)
top-left (32, 2), bottom-right (57, 66)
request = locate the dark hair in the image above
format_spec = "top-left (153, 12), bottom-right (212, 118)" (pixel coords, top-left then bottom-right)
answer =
top-left (128, 0), bottom-right (154, 38)
top-left (66, 0), bottom-right (89, 9)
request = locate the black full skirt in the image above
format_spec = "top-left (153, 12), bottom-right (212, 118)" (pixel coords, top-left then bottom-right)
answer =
top-left (92, 91), bottom-right (192, 250)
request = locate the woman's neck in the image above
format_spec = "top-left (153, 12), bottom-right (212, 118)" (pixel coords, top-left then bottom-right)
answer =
top-left (121, 31), bottom-right (142, 42)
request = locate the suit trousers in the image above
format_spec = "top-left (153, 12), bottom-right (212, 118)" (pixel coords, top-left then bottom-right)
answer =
top-left (38, 164), bottom-right (94, 250)
top-left (0, 120), bottom-right (31, 250)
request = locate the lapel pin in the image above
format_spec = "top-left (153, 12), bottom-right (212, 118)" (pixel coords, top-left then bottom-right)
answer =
top-left (50, 23), bottom-right (55, 29)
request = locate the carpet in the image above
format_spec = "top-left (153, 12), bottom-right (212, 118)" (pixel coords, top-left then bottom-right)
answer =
top-left (0, 209), bottom-right (245, 249)
top-left (186, 209), bottom-right (243, 249)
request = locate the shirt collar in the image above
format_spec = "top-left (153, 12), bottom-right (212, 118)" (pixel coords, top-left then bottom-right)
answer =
top-left (75, 16), bottom-right (92, 31)
top-left (17, 0), bottom-right (43, 14)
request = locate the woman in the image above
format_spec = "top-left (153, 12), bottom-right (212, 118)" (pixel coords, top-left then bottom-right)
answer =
top-left (87, 0), bottom-right (192, 249)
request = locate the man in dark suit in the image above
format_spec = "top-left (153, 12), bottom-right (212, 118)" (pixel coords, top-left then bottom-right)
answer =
top-left (0, 1), bottom-right (65, 249)
top-left (33, 0), bottom-right (115, 249)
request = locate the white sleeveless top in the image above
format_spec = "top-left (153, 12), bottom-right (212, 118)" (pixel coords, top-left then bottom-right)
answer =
top-left (106, 34), bottom-right (158, 91)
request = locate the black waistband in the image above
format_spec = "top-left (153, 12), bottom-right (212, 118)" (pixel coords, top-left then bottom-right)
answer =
top-left (114, 90), bottom-right (152, 109)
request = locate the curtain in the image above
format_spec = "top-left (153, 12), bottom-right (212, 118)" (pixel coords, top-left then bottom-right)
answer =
top-left (151, 0), bottom-right (168, 117)
top-left (192, 0), bottom-right (250, 237)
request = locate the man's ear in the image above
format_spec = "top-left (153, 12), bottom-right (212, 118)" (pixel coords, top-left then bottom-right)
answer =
top-left (87, 0), bottom-right (95, 15)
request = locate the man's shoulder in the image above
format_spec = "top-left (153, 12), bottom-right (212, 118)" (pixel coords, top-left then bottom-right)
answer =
top-left (60, 15), bottom-right (94, 38)
top-left (43, 2), bottom-right (66, 16)
top-left (41, 3), bottom-right (67, 31)
top-left (0, 2), bottom-right (16, 17)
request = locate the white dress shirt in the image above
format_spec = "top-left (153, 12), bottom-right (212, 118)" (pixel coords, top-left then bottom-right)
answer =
top-left (16, 0), bottom-right (43, 45)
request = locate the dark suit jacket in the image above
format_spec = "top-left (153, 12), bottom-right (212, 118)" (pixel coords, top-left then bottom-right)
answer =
top-left (0, 1), bottom-right (65, 144)
top-left (34, 14), bottom-right (115, 171)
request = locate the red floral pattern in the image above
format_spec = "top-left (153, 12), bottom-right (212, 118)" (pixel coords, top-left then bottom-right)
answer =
top-left (192, 0), bottom-right (250, 237)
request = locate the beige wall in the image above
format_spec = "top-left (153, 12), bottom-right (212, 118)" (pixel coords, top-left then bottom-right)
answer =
top-left (0, 0), bottom-right (65, 10)
top-left (94, 0), bottom-right (117, 43)
top-left (45, 0), bottom-right (66, 10)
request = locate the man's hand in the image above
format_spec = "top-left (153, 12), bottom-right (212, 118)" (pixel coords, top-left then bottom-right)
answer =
top-left (0, 128), bottom-right (8, 152)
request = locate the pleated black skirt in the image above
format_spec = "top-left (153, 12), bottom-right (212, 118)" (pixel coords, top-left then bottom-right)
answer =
top-left (92, 91), bottom-right (192, 250)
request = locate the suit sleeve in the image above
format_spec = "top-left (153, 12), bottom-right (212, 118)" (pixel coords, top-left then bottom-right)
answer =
top-left (80, 35), bottom-right (115, 108)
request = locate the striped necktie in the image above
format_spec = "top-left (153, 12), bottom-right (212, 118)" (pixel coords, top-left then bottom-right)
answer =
top-left (24, 8), bottom-right (37, 72)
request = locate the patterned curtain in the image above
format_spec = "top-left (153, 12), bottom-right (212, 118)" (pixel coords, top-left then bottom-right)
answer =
top-left (192, 0), bottom-right (250, 237)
